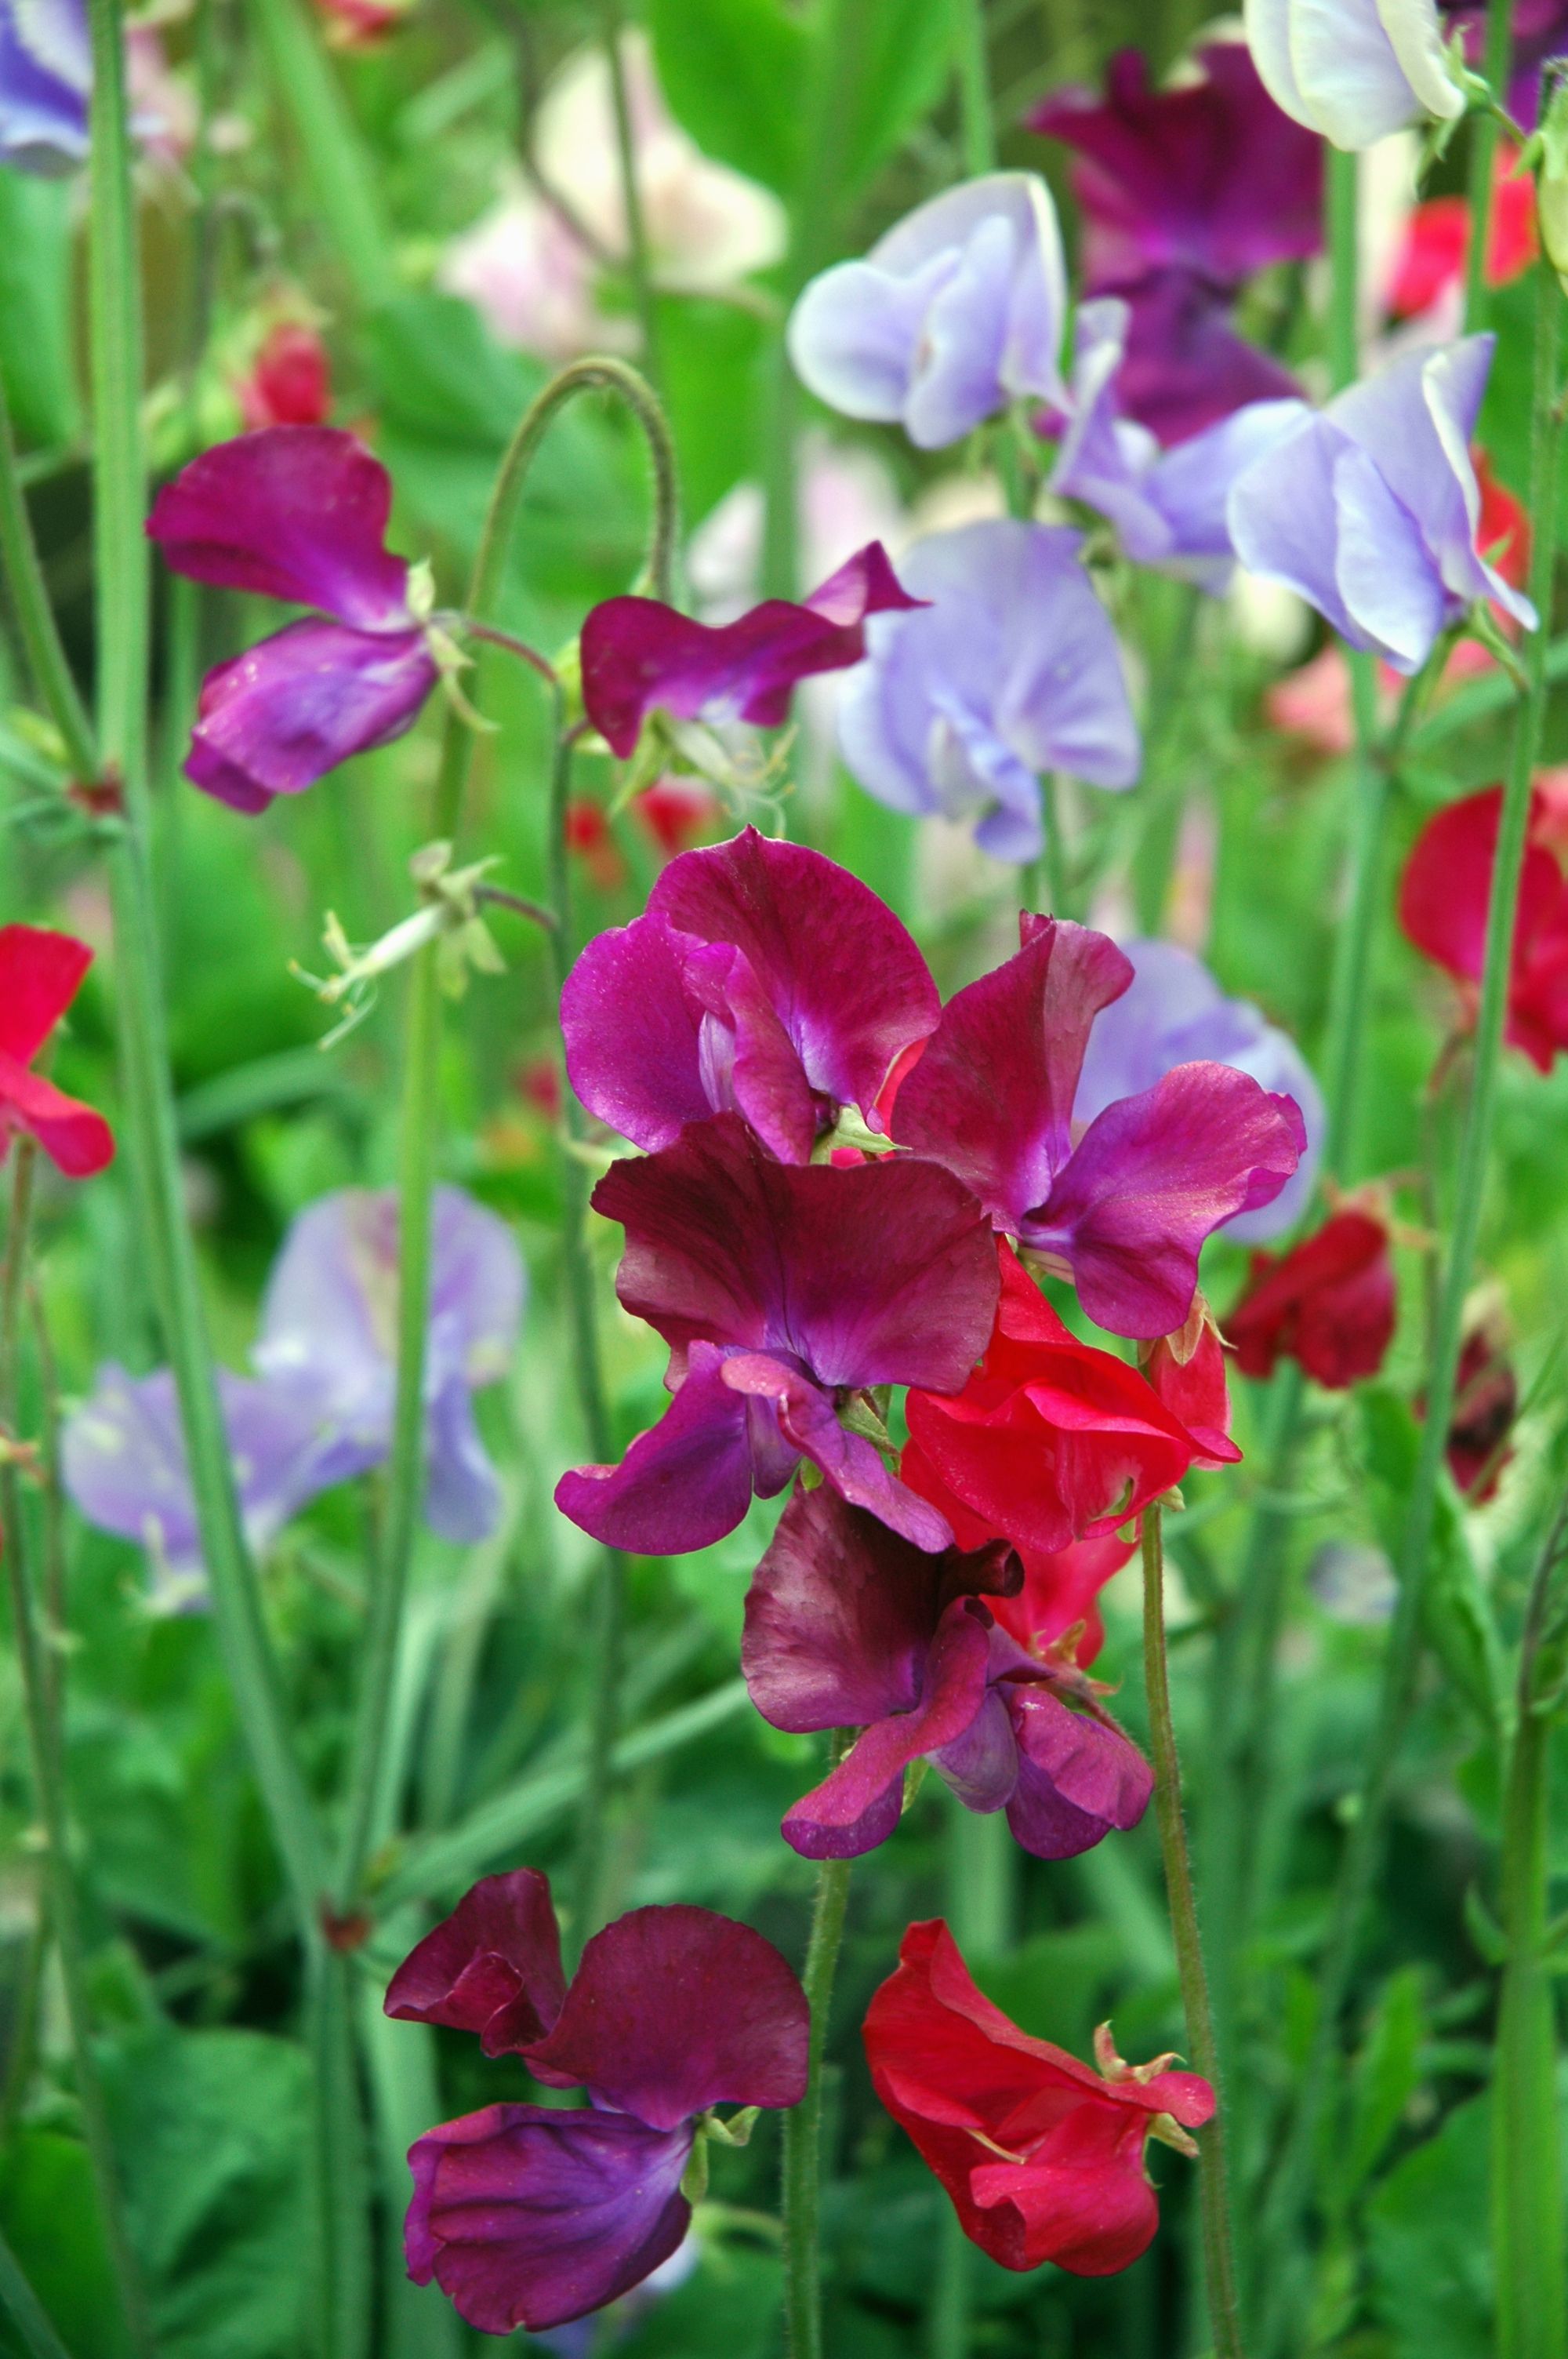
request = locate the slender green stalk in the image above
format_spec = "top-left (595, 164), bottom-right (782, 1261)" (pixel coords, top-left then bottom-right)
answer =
top-left (1465, 0), bottom-right (1516, 332)
top-left (250, 0), bottom-right (395, 307)
top-left (1261, 258), bottom-right (1566, 2349)
top-left (1325, 147), bottom-right (1359, 395)
top-left (307, 1944), bottom-right (372, 2359)
top-left (0, 370), bottom-right (96, 783)
top-left (951, 0), bottom-right (996, 176)
top-left (1142, 1510), bottom-right (1245, 2359)
top-left (1, 1148), bottom-right (156, 2359)
top-left (0, 2225), bottom-right (74, 2359)
top-left (931, 1803), bottom-right (1014, 2359)
top-left (782, 1763), bottom-right (854, 2359)
top-left (599, 0), bottom-right (661, 384)
top-left (1493, 1493), bottom-right (1568, 2359)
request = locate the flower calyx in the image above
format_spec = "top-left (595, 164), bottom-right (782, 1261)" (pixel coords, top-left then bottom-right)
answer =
top-left (292, 841), bottom-right (506, 1042)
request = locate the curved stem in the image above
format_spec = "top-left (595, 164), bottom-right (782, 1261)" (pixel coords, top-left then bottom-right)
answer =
top-left (1142, 1509), bottom-right (1246, 2359)
top-left (1465, 0), bottom-right (1515, 333)
top-left (782, 1759), bottom-right (854, 2359)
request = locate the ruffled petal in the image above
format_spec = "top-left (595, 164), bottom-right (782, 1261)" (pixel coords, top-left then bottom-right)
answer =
top-left (384, 1870), bottom-right (566, 2055)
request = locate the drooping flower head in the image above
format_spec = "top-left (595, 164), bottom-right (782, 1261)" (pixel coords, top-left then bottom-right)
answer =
top-left (1399, 784), bottom-right (1568, 1070)
top-left (836, 522), bottom-right (1141, 864)
top-left (385, 1871), bottom-right (808, 2335)
top-left (0, 925), bottom-right (113, 1178)
top-left (1227, 1205), bottom-right (1396, 1389)
top-left (0, 0), bottom-right (89, 173)
top-left (147, 427), bottom-right (441, 812)
top-left (1227, 339), bottom-right (1537, 675)
top-left (786, 173), bottom-right (1068, 449)
top-left (1243, 0), bottom-right (1466, 150)
top-left (742, 1485), bottom-right (1152, 1862)
top-left (892, 917), bottom-right (1305, 1339)
top-left (561, 827), bottom-right (939, 1161)
top-left (554, 1113), bottom-right (1000, 1556)
top-left (580, 543), bottom-right (923, 758)
top-left (864, 1919), bottom-right (1214, 2274)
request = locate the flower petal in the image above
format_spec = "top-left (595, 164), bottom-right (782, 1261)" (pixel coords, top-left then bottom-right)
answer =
top-left (184, 618), bottom-right (438, 812)
top-left (384, 1870), bottom-right (566, 2055)
top-left (0, 922), bottom-right (93, 1065)
top-left (1002, 1686), bottom-right (1153, 1859)
top-left (0, 1050), bottom-right (112, 1178)
top-left (554, 1341), bottom-right (758, 1555)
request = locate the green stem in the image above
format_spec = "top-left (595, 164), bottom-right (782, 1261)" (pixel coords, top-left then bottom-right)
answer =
top-left (930, 1801), bottom-right (1014, 2359)
top-left (0, 371), bottom-right (96, 784)
top-left (951, 0), bottom-right (996, 176)
top-left (782, 1772), bottom-right (853, 2359)
top-left (1, 1147), bottom-right (156, 2359)
top-left (250, 0), bottom-right (396, 307)
top-left (1465, 0), bottom-right (1515, 332)
top-left (307, 1943), bottom-right (372, 2359)
top-left (0, 2225), bottom-right (74, 2359)
top-left (599, 0), bottom-right (662, 385)
top-left (1325, 147), bottom-right (1359, 395)
top-left (1261, 257), bottom-right (1566, 2350)
top-left (1141, 1510), bottom-right (1245, 2359)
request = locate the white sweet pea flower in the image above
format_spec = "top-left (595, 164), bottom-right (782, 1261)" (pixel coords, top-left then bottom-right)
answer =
top-left (1243, 0), bottom-right (1466, 149)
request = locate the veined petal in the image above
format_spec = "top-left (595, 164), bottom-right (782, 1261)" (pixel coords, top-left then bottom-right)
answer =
top-left (184, 619), bottom-right (438, 812)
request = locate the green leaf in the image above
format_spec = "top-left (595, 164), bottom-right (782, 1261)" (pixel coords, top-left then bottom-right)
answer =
top-left (0, 2131), bottom-right (130, 2359)
top-left (1366, 2093), bottom-right (1492, 2359)
top-left (647, 0), bottom-right (810, 198)
top-left (829, 0), bottom-right (954, 202)
top-left (0, 168), bottom-right (79, 450)
top-left (1343, 1967), bottom-right (1426, 2204)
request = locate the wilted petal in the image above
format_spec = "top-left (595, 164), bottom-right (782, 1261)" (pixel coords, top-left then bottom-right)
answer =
top-left (183, 617), bottom-right (438, 812)
top-left (385, 1870), bottom-right (566, 2055)
top-left (1227, 1207), bottom-right (1396, 1387)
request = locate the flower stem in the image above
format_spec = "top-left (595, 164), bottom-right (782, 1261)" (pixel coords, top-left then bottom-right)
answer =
top-left (0, 370), bottom-right (96, 785)
top-left (1141, 1508), bottom-right (1246, 2359)
top-left (599, 0), bottom-right (662, 386)
top-left (250, 0), bottom-right (395, 307)
top-left (0, 1146), bottom-right (156, 2359)
top-left (1465, 0), bottom-right (1516, 332)
top-left (782, 1777), bottom-right (854, 2359)
top-left (951, 0), bottom-right (996, 176)
top-left (930, 1801), bottom-right (1014, 2359)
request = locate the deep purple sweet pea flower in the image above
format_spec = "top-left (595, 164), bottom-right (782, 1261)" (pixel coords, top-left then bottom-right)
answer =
top-left (554, 1112), bottom-right (999, 1555)
top-left (561, 827), bottom-right (938, 1161)
top-left (743, 1486), bottom-right (1152, 1862)
top-left (581, 541), bottom-right (921, 758)
top-left (836, 522), bottom-right (1140, 865)
top-left (1049, 300), bottom-right (1308, 591)
top-left (1029, 41), bottom-right (1323, 293)
top-left (1103, 267), bottom-right (1305, 448)
top-left (891, 915), bottom-right (1305, 1339)
top-left (1227, 336), bottom-right (1537, 672)
top-left (146, 427), bottom-right (441, 812)
top-left (386, 1871), bottom-right (808, 2337)
top-left (1074, 940), bottom-right (1324, 1242)
top-left (786, 173), bottom-right (1068, 449)
top-left (0, 0), bottom-right (88, 170)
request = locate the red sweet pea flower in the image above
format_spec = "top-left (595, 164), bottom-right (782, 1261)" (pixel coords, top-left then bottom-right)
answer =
top-left (0, 926), bottom-right (114, 1179)
top-left (863, 1918), bottom-right (1213, 2276)
top-left (1226, 1208), bottom-right (1396, 1390)
top-left (1425, 1318), bottom-right (1518, 1499)
top-left (902, 1241), bottom-right (1217, 1559)
top-left (238, 322), bottom-right (332, 431)
top-left (985, 1532), bottom-right (1135, 1670)
top-left (1475, 454), bottom-right (1530, 593)
top-left (1399, 784), bottom-right (1568, 1071)
top-left (1142, 1296), bottom-right (1240, 1468)
top-left (1387, 150), bottom-right (1536, 318)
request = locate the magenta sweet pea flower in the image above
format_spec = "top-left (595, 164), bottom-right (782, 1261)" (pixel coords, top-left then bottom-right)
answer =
top-left (891, 915), bottom-right (1305, 1339)
top-left (561, 827), bottom-right (939, 1161)
top-left (581, 541), bottom-right (921, 758)
top-left (554, 1112), bottom-right (1000, 1555)
top-left (743, 1485), bottom-right (1152, 1862)
top-left (385, 1870), bottom-right (808, 2335)
top-left (146, 426), bottom-right (441, 812)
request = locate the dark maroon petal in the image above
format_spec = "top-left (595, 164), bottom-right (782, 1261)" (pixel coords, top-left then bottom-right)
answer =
top-left (894, 919), bottom-right (1133, 1232)
top-left (147, 426), bottom-right (415, 627)
top-left (560, 913), bottom-right (717, 1152)
top-left (1029, 1062), bottom-right (1305, 1339)
top-left (524, 1905), bottom-right (810, 2130)
top-left (184, 620), bottom-right (438, 812)
top-left (384, 1870), bottom-right (565, 2056)
top-left (1102, 269), bottom-right (1303, 449)
top-left (1003, 1688), bottom-right (1153, 1859)
top-left (406, 2103), bottom-right (691, 2335)
top-left (580, 540), bottom-right (921, 757)
top-left (650, 829), bottom-right (940, 1145)
top-left (554, 1342), bottom-right (758, 1554)
top-left (724, 1355), bottom-right (955, 1549)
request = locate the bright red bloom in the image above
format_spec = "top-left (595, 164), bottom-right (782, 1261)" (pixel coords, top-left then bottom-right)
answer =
top-left (1142, 1299), bottom-right (1240, 1469)
top-left (1226, 1209), bottom-right (1396, 1390)
top-left (985, 1533), bottom-right (1135, 1670)
top-left (1399, 784), bottom-right (1568, 1071)
top-left (634, 778), bottom-right (721, 862)
top-left (1387, 151), bottom-right (1537, 319)
top-left (238, 322), bottom-right (332, 431)
top-left (902, 1242), bottom-right (1218, 1559)
top-left (863, 1919), bottom-right (1213, 2276)
top-left (0, 927), bottom-right (114, 1179)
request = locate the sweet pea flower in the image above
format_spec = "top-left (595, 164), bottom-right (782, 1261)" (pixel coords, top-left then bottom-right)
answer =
top-left (1049, 301), bottom-right (1308, 591)
top-left (147, 427), bottom-right (442, 812)
top-left (1073, 937), bottom-right (1324, 1240)
top-left (235, 322), bottom-right (332, 431)
top-left (836, 522), bottom-right (1140, 863)
top-left (581, 543), bottom-right (922, 758)
top-left (987, 1532), bottom-right (1137, 1669)
top-left (1101, 266), bottom-right (1306, 449)
top-left (1227, 1205), bottom-right (1396, 1388)
top-left (386, 1871), bottom-right (808, 2335)
top-left (1399, 784), bottom-right (1568, 1069)
top-left (902, 1245), bottom-right (1231, 1560)
top-left (892, 917), bottom-right (1305, 1339)
top-left (743, 1485), bottom-right (1152, 1862)
top-left (787, 173), bottom-right (1068, 449)
top-left (1243, 0), bottom-right (1466, 150)
top-left (0, 925), bottom-right (113, 1179)
top-left (864, 1920), bottom-right (1214, 2274)
top-left (1386, 148), bottom-right (1537, 321)
top-left (1227, 339), bottom-right (1537, 674)
top-left (561, 829), bottom-right (938, 1161)
top-left (554, 1112), bottom-right (999, 1557)
top-left (0, 0), bottom-right (88, 173)
top-left (1439, 1318), bottom-right (1517, 1498)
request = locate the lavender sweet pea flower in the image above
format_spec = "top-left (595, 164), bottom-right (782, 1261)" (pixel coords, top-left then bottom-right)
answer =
top-left (147, 427), bottom-right (441, 812)
top-left (1050, 300), bottom-right (1308, 591)
top-left (836, 522), bottom-right (1140, 865)
top-left (786, 173), bottom-right (1068, 449)
top-left (385, 1871), bottom-right (808, 2335)
top-left (1074, 940), bottom-right (1323, 1241)
top-left (743, 1486), bottom-right (1152, 1862)
top-left (0, 0), bottom-right (89, 172)
top-left (561, 827), bottom-right (938, 1161)
top-left (892, 915), bottom-right (1305, 1339)
top-left (1244, 0), bottom-right (1465, 149)
top-left (554, 1112), bottom-right (999, 1556)
top-left (1227, 337), bottom-right (1537, 674)
top-left (581, 542), bottom-right (922, 758)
